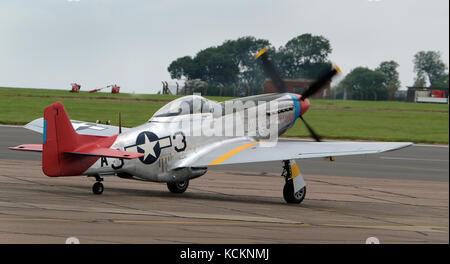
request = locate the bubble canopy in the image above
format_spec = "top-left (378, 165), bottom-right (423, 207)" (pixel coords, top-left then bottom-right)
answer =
top-left (151, 95), bottom-right (220, 118)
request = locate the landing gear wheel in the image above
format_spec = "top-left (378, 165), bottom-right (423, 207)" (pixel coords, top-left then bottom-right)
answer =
top-left (283, 180), bottom-right (306, 204)
top-left (167, 180), bottom-right (189, 194)
top-left (92, 182), bottom-right (104, 195)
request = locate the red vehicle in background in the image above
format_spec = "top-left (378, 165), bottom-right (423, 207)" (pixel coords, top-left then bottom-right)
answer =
top-left (431, 90), bottom-right (445, 98)
top-left (70, 83), bottom-right (81, 93)
top-left (111, 85), bottom-right (120, 94)
top-left (88, 84), bottom-right (120, 94)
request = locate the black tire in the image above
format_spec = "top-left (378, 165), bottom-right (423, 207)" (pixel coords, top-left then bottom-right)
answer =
top-left (92, 182), bottom-right (104, 195)
top-left (167, 180), bottom-right (189, 194)
top-left (283, 180), bottom-right (306, 204)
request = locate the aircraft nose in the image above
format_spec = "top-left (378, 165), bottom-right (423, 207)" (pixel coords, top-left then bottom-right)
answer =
top-left (300, 98), bottom-right (310, 116)
top-left (291, 93), bottom-right (310, 117)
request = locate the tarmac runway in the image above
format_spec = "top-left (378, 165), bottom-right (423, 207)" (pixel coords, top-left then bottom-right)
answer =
top-left (0, 125), bottom-right (448, 243)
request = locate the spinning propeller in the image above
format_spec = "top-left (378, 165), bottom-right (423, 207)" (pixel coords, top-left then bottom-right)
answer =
top-left (255, 48), bottom-right (341, 142)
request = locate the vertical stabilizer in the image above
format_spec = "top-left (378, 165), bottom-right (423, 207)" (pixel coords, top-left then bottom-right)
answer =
top-left (42, 102), bottom-right (117, 176)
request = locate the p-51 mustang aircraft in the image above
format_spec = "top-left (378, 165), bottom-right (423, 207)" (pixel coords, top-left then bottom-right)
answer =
top-left (9, 49), bottom-right (411, 204)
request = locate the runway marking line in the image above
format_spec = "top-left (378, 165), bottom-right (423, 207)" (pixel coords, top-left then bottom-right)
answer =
top-left (112, 219), bottom-right (449, 232)
top-left (315, 223), bottom-right (449, 230)
top-left (0, 217), bottom-right (72, 222)
top-left (0, 217), bottom-right (447, 233)
top-left (380, 156), bottom-right (449, 162)
top-left (113, 219), bottom-right (310, 226)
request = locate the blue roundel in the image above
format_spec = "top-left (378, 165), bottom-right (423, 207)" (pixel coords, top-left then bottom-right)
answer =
top-left (136, 131), bottom-right (161, 164)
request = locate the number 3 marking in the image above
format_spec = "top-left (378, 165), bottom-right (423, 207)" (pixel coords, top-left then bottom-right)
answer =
top-left (173, 132), bottom-right (186, 152)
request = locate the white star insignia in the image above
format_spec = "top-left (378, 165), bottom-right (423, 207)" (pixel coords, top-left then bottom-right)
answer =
top-left (137, 133), bottom-right (158, 160)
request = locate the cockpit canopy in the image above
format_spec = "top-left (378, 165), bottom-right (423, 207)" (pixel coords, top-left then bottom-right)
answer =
top-left (151, 95), bottom-right (221, 119)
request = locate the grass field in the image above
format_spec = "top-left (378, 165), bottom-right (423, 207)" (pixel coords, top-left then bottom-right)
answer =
top-left (1, 87), bottom-right (448, 144)
top-left (0, 87), bottom-right (231, 102)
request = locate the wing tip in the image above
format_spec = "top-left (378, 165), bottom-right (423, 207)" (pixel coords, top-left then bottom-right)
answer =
top-left (9, 144), bottom-right (43, 152)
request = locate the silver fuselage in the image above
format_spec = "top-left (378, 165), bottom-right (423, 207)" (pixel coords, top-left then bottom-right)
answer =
top-left (84, 93), bottom-right (302, 182)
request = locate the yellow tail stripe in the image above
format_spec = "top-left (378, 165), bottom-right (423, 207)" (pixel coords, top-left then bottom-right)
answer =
top-left (209, 142), bottom-right (259, 165)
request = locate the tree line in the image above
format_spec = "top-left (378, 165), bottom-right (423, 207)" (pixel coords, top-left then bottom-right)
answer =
top-left (334, 51), bottom-right (449, 100)
top-left (168, 34), bottom-right (449, 100)
top-left (168, 34), bottom-right (332, 96)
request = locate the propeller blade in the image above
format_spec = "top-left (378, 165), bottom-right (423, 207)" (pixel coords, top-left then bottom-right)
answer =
top-left (254, 48), bottom-right (335, 144)
top-left (299, 115), bottom-right (321, 142)
top-left (301, 63), bottom-right (341, 100)
top-left (255, 48), bottom-right (287, 93)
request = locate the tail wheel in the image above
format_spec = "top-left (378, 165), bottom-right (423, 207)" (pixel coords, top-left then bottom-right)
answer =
top-left (167, 180), bottom-right (189, 194)
top-left (283, 180), bottom-right (306, 204)
top-left (92, 182), bottom-right (104, 195)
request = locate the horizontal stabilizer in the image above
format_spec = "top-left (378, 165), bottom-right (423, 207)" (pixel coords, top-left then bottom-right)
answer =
top-left (9, 144), bottom-right (142, 159)
top-left (9, 144), bottom-right (43, 152)
top-left (66, 147), bottom-right (144, 159)
top-left (24, 117), bottom-right (129, 137)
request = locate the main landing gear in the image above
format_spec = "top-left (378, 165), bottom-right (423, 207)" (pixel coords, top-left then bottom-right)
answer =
top-left (281, 160), bottom-right (306, 204)
top-left (167, 180), bottom-right (189, 194)
top-left (92, 176), bottom-right (104, 195)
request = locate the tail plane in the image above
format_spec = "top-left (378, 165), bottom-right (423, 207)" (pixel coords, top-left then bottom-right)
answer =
top-left (9, 102), bottom-right (143, 177)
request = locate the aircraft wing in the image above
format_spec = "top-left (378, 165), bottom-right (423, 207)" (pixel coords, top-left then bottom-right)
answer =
top-left (24, 117), bottom-right (129, 137)
top-left (178, 140), bottom-right (412, 167)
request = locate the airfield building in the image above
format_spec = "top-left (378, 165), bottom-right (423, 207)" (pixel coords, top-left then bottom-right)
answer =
top-left (406, 86), bottom-right (449, 103)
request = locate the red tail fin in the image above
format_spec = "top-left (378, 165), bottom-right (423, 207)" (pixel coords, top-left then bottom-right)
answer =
top-left (43, 102), bottom-right (117, 176)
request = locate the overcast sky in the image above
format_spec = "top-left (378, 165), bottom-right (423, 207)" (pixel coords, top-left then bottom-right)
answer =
top-left (0, 0), bottom-right (448, 94)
